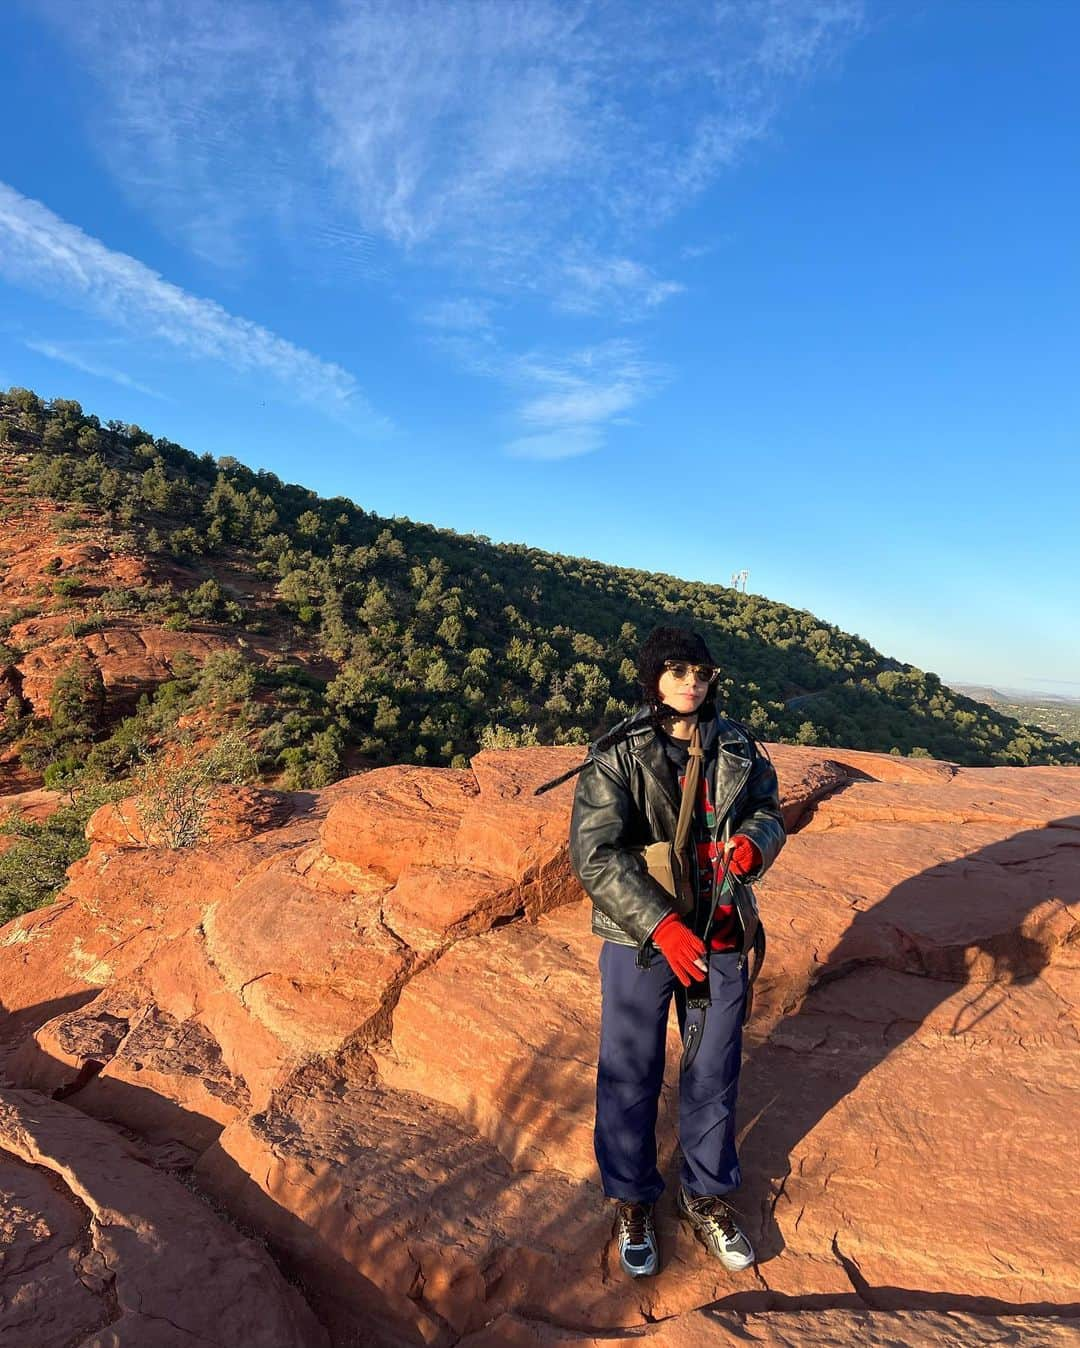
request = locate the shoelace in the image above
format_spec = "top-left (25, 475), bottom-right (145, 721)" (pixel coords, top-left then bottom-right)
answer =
top-left (617, 1203), bottom-right (650, 1244)
top-left (688, 1195), bottom-right (740, 1239)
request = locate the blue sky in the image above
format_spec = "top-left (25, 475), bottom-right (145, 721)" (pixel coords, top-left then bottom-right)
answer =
top-left (1, 1), bottom-right (1077, 693)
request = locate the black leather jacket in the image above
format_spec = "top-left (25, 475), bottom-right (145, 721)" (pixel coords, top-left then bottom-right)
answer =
top-left (569, 706), bottom-right (786, 955)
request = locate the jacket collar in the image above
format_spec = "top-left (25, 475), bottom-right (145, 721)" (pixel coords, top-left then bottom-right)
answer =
top-left (623, 705), bottom-right (748, 815)
top-left (624, 704), bottom-right (747, 751)
top-left (628, 724), bottom-right (680, 814)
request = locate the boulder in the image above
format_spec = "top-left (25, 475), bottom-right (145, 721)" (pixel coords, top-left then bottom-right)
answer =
top-left (321, 764), bottom-right (479, 880)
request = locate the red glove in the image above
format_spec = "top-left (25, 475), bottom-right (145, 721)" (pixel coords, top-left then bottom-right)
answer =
top-left (651, 914), bottom-right (707, 986)
top-left (724, 834), bottom-right (762, 878)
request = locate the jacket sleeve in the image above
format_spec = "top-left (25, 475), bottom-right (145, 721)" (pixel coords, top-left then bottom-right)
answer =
top-left (569, 756), bottom-right (674, 948)
top-left (732, 747), bottom-right (786, 880)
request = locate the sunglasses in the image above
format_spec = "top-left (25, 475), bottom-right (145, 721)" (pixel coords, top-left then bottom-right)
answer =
top-left (662, 660), bottom-right (719, 684)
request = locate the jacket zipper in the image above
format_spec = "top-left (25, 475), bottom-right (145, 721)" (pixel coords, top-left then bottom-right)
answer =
top-left (709, 751), bottom-right (751, 846)
top-left (700, 750), bottom-right (751, 943)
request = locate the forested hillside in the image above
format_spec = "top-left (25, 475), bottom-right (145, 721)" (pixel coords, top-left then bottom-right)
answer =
top-left (2, 386), bottom-right (1077, 808)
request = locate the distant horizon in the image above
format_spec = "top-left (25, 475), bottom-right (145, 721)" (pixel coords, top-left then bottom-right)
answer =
top-left (944, 677), bottom-right (1080, 703)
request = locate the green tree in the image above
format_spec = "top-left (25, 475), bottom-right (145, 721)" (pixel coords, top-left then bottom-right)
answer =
top-left (795, 720), bottom-right (818, 745)
top-left (49, 659), bottom-right (106, 738)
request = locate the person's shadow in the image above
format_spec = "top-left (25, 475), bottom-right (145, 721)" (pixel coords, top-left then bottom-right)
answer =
top-left (715, 812), bottom-right (1080, 1311)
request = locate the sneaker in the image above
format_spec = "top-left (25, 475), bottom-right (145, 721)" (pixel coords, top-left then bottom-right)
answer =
top-left (677, 1187), bottom-right (755, 1271)
top-left (614, 1200), bottom-right (659, 1277)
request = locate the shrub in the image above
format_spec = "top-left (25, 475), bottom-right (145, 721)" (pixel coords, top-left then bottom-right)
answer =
top-left (0, 783), bottom-right (122, 923)
top-left (194, 651), bottom-right (256, 708)
top-left (478, 723), bottom-right (540, 750)
top-left (126, 730), bottom-right (259, 849)
top-left (276, 725), bottom-right (343, 789)
top-left (100, 588), bottom-right (138, 612)
top-left (43, 754), bottom-right (85, 790)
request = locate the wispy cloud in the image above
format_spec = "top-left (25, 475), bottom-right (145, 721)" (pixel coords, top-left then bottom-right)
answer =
top-left (422, 300), bottom-right (658, 458)
top-left (420, 297), bottom-right (496, 332)
top-left (23, 338), bottom-right (166, 399)
top-left (680, 238), bottom-right (730, 262)
top-left (33, 0), bottom-right (308, 270)
top-left (42, 0), bottom-right (862, 312)
top-left (553, 252), bottom-right (685, 319)
top-left (506, 340), bottom-right (659, 459)
top-left (505, 427), bottom-right (605, 461)
top-left (313, 1), bottom-right (861, 302)
top-left (29, 1), bottom-right (860, 455)
top-left (516, 343), bottom-right (654, 426)
top-left (0, 181), bottom-right (378, 419)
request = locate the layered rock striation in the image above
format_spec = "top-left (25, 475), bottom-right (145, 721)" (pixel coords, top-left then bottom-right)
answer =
top-left (1, 743), bottom-right (1078, 1345)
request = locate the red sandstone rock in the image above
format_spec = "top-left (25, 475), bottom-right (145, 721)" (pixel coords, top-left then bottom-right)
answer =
top-left (373, 902), bottom-right (633, 1182)
top-left (0, 785), bottom-right (62, 855)
top-left (12, 996), bottom-right (253, 1153)
top-left (454, 746), bottom-right (583, 877)
top-left (0, 837), bottom-right (273, 1032)
top-left (11, 620), bottom-right (243, 717)
top-left (382, 862), bottom-right (518, 951)
top-left (199, 860), bottom-right (409, 1056)
top-left (0, 496), bottom-right (326, 736)
top-left (0, 785), bottom-right (61, 824)
top-left (0, 1087), bottom-right (325, 1347)
top-left (197, 1073), bottom-right (624, 1346)
top-left (320, 764), bottom-right (479, 880)
top-left (1, 743), bottom-right (1078, 1346)
top-left (0, 1138), bottom-right (108, 1346)
top-left (458, 1309), bottom-right (1077, 1346)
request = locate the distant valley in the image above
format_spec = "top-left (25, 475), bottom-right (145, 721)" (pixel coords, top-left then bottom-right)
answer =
top-left (953, 684), bottom-right (1080, 742)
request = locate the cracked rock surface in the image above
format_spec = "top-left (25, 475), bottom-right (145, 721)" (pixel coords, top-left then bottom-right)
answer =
top-left (0, 1087), bottom-right (325, 1346)
top-left (1, 743), bottom-right (1078, 1345)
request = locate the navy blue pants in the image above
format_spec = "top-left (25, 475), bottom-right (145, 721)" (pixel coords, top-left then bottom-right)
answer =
top-left (595, 940), bottom-right (747, 1202)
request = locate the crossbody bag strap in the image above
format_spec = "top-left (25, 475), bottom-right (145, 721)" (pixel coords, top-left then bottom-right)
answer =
top-left (673, 722), bottom-right (703, 856)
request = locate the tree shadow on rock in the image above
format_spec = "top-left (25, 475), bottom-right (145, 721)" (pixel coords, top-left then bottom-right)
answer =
top-left (0, 920), bottom-right (623, 1344)
top-left (725, 813), bottom-right (1080, 1313)
top-left (187, 1020), bottom-right (624, 1347)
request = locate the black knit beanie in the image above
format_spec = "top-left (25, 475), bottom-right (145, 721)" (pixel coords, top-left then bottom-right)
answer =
top-left (636, 625), bottom-right (717, 710)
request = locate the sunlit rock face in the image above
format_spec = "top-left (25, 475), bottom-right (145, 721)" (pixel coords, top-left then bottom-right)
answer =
top-left (1, 743), bottom-right (1077, 1345)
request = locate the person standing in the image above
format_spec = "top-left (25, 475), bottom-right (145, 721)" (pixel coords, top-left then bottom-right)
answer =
top-left (569, 625), bottom-right (786, 1277)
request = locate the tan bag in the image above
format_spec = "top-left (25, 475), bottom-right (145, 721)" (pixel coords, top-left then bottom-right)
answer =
top-left (629, 723), bottom-right (703, 919)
